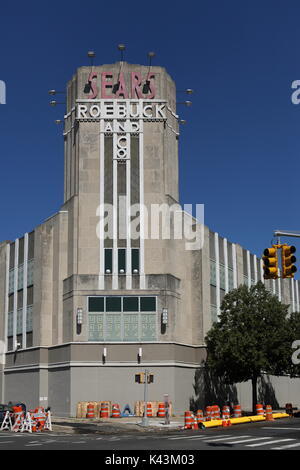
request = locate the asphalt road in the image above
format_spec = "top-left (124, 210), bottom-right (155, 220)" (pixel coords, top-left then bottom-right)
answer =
top-left (1, 418), bottom-right (300, 452)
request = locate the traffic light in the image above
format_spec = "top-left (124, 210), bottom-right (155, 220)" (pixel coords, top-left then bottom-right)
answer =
top-left (148, 373), bottom-right (154, 384)
top-left (135, 373), bottom-right (145, 384)
top-left (135, 372), bottom-right (154, 384)
top-left (282, 245), bottom-right (297, 278)
top-left (263, 246), bottom-right (278, 279)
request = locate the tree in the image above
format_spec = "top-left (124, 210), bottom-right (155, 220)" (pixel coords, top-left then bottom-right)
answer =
top-left (205, 282), bottom-right (292, 414)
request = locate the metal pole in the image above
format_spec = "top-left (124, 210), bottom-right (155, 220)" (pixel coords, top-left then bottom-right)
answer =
top-left (141, 369), bottom-right (149, 426)
top-left (274, 231), bottom-right (300, 239)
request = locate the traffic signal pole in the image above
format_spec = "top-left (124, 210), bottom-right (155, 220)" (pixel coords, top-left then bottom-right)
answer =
top-left (262, 230), bottom-right (299, 280)
top-left (141, 369), bottom-right (149, 427)
top-left (274, 230), bottom-right (300, 240)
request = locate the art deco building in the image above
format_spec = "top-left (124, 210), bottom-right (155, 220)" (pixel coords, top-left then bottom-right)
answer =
top-left (0, 61), bottom-right (299, 416)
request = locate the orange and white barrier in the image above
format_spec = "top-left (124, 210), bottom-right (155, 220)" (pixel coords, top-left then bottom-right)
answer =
top-left (256, 404), bottom-right (264, 416)
top-left (196, 409), bottom-right (204, 424)
top-left (205, 406), bottom-right (212, 421)
top-left (157, 403), bottom-right (165, 418)
top-left (100, 402), bottom-right (109, 418)
top-left (184, 411), bottom-right (194, 429)
top-left (222, 406), bottom-right (230, 420)
top-left (0, 408), bottom-right (52, 433)
top-left (0, 411), bottom-right (12, 431)
top-left (111, 404), bottom-right (121, 418)
top-left (234, 404), bottom-right (242, 418)
top-left (86, 403), bottom-right (95, 419)
top-left (265, 405), bottom-right (274, 421)
top-left (146, 403), bottom-right (152, 417)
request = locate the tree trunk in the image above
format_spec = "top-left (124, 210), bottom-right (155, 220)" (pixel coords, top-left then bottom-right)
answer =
top-left (252, 375), bottom-right (258, 415)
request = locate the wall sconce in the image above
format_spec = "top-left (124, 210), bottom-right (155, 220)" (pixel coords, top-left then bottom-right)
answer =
top-left (77, 308), bottom-right (83, 325)
top-left (162, 308), bottom-right (168, 325)
top-left (103, 347), bottom-right (107, 364)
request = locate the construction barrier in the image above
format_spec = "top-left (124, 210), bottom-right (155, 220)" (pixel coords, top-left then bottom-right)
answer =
top-left (0, 409), bottom-right (52, 433)
top-left (222, 406), bottom-right (230, 420)
top-left (184, 411), bottom-right (194, 429)
top-left (205, 406), bottom-right (212, 421)
top-left (157, 403), bottom-right (165, 418)
top-left (256, 404), bottom-right (264, 416)
top-left (76, 401), bottom-right (112, 418)
top-left (111, 404), bottom-right (121, 418)
top-left (211, 405), bottom-right (220, 420)
top-left (86, 403), bottom-right (95, 419)
top-left (134, 401), bottom-right (173, 417)
top-left (200, 413), bottom-right (289, 429)
top-left (146, 403), bottom-right (153, 417)
top-left (233, 404), bottom-right (242, 418)
top-left (196, 410), bottom-right (204, 424)
top-left (100, 402), bottom-right (110, 419)
top-left (265, 405), bottom-right (274, 421)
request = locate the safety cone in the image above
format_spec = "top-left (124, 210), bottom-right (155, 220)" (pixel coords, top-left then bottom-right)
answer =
top-left (265, 405), bottom-right (274, 421)
top-left (192, 417), bottom-right (198, 430)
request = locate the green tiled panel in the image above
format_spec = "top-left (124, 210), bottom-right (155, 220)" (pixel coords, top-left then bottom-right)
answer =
top-left (141, 314), bottom-right (156, 340)
top-left (106, 314), bottom-right (122, 340)
top-left (123, 314), bottom-right (139, 341)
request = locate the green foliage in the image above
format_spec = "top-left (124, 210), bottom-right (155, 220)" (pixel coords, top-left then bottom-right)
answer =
top-left (205, 282), bottom-right (292, 385)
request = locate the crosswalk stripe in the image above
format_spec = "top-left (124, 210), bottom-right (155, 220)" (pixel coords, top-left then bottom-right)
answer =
top-left (224, 437), bottom-right (272, 444)
top-left (247, 438), bottom-right (295, 447)
top-left (168, 434), bottom-right (231, 441)
top-left (200, 435), bottom-right (250, 442)
top-left (262, 427), bottom-right (300, 431)
top-left (272, 442), bottom-right (300, 450)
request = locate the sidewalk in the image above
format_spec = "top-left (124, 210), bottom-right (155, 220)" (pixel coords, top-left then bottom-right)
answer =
top-left (51, 416), bottom-right (185, 435)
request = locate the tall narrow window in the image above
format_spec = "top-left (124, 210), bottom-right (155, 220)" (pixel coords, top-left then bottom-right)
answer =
top-left (105, 249), bottom-right (112, 274)
top-left (118, 249), bottom-right (126, 274)
top-left (132, 248), bottom-right (139, 273)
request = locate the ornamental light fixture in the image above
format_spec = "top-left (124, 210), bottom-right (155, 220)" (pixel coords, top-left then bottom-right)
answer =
top-left (77, 308), bottom-right (83, 325)
top-left (117, 44), bottom-right (126, 61)
top-left (49, 100), bottom-right (66, 106)
top-left (177, 100), bottom-right (192, 107)
top-left (48, 90), bottom-right (66, 95)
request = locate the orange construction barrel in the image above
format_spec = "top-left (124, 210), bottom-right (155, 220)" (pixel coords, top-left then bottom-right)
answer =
top-left (205, 406), bottom-right (212, 421)
top-left (234, 404), bottom-right (242, 418)
top-left (157, 403), bottom-right (165, 418)
top-left (146, 403), bottom-right (152, 417)
top-left (265, 405), bottom-right (274, 421)
top-left (111, 404), bottom-right (121, 418)
top-left (184, 411), bottom-right (193, 429)
top-left (256, 404), bottom-right (264, 416)
top-left (100, 402), bottom-right (109, 418)
top-left (86, 403), bottom-right (95, 419)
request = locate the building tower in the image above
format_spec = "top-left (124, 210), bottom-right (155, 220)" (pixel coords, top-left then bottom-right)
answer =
top-left (1, 60), bottom-right (299, 415)
top-left (0, 61), bottom-right (206, 416)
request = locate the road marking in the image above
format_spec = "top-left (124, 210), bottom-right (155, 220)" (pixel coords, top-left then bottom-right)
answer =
top-left (247, 438), bottom-right (295, 447)
top-left (223, 437), bottom-right (272, 444)
top-left (0, 441), bottom-right (13, 444)
top-left (25, 444), bottom-right (43, 447)
top-left (272, 442), bottom-right (300, 450)
top-left (168, 434), bottom-right (231, 441)
top-left (201, 435), bottom-right (250, 442)
top-left (262, 427), bottom-right (300, 431)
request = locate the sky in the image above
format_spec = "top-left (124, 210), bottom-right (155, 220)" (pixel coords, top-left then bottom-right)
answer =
top-left (0, 0), bottom-right (300, 275)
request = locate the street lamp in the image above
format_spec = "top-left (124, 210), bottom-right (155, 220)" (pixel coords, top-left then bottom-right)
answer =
top-left (49, 100), bottom-right (66, 106)
top-left (48, 90), bottom-right (65, 95)
top-left (177, 100), bottom-right (192, 107)
top-left (118, 44), bottom-right (126, 61)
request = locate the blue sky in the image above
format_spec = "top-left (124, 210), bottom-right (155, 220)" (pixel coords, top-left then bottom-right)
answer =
top-left (0, 0), bottom-right (300, 274)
